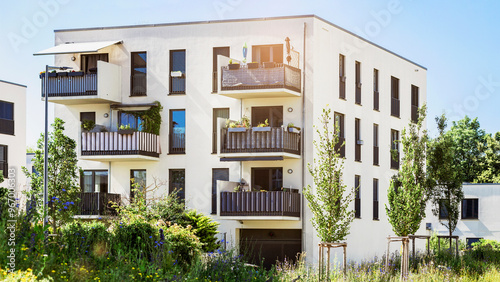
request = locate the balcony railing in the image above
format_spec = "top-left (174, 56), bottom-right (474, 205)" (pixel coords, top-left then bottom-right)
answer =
top-left (391, 98), bottom-right (400, 117)
top-left (170, 76), bottom-right (186, 94)
top-left (221, 127), bottom-right (300, 156)
top-left (81, 131), bottom-right (160, 158)
top-left (220, 191), bottom-right (300, 217)
top-left (79, 192), bottom-right (120, 216)
top-left (169, 132), bottom-right (185, 154)
top-left (411, 105), bottom-right (418, 123)
top-left (42, 73), bottom-right (97, 97)
top-left (221, 64), bottom-right (301, 94)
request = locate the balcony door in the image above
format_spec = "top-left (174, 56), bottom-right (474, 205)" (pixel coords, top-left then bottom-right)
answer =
top-left (81, 170), bottom-right (108, 193)
top-left (81, 53), bottom-right (108, 73)
top-left (252, 44), bottom-right (283, 64)
top-left (251, 167), bottom-right (283, 191)
top-left (251, 106), bottom-right (283, 127)
top-left (213, 47), bottom-right (230, 92)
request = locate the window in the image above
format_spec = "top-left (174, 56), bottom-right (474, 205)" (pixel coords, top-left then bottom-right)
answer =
top-left (466, 238), bottom-right (482, 249)
top-left (81, 53), bottom-right (108, 73)
top-left (355, 175), bottom-right (361, 218)
top-left (439, 200), bottom-right (449, 219)
top-left (334, 112), bottom-right (345, 158)
top-left (462, 199), bottom-right (478, 219)
top-left (80, 112), bottom-right (95, 124)
top-left (131, 52), bottom-right (147, 96)
top-left (373, 69), bottom-right (379, 111)
top-left (213, 47), bottom-right (230, 93)
top-left (373, 179), bottom-right (379, 220)
top-left (391, 129), bottom-right (400, 169)
top-left (373, 124), bottom-right (379, 166)
top-left (170, 50), bottom-right (186, 94)
top-left (212, 108), bottom-right (229, 153)
top-left (130, 170), bottom-right (146, 200)
top-left (339, 54), bottom-right (346, 99)
top-left (252, 44), bottom-right (283, 64)
top-left (251, 168), bottom-right (283, 191)
top-left (169, 169), bottom-right (185, 201)
top-left (251, 106), bottom-right (283, 127)
top-left (0, 100), bottom-right (14, 135)
top-left (169, 110), bottom-right (185, 154)
top-left (391, 76), bottom-right (400, 117)
top-left (355, 118), bottom-right (361, 162)
top-left (355, 61), bottom-right (361, 105)
top-left (212, 168), bottom-right (229, 214)
top-left (0, 145), bottom-right (7, 178)
top-left (411, 85), bottom-right (419, 123)
top-left (119, 112), bottom-right (143, 131)
top-left (81, 170), bottom-right (108, 193)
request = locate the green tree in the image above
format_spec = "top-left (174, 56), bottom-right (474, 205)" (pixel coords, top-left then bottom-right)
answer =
top-left (476, 132), bottom-right (500, 183)
top-left (303, 108), bottom-right (355, 243)
top-left (427, 114), bottom-right (463, 249)
top-left (23, 118), bottom-right (81, 233)
top-left (446, 116), bottom-right (486, 183)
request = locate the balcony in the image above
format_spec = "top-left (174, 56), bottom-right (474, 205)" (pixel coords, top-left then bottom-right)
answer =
top-left (219, 127), bottom-right (301, 161)
top-left (219, 63), bottom-right (301, 98)
top-left (220, 190), bottom-right (300, 220)
top-left (40, 61), bottom-right (121, 104)
top-left (77, 192), bottom-right (120, 217)
top-left (80, 131), bottom-right (161, 161)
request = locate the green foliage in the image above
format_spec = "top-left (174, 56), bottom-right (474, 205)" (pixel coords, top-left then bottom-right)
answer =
top-left (427, 232), bottom-right (466, 253)
top-left (81, 119), bottom-right (96, 131)
top-left (60, 221), bottom-right (110, 259)
top-left (22, 118), bottom-right (81, 233)
top-left (163, 224), bottom-right (203, 268)
top-left (183, 209), bottom-right (219, 252)
top-left (427, 114), bottom-right (463, 241)
top-left (386, 105), bottom-right (429, 236)
top-left (303, 107), bottom-right (355, 242)
top-left (122, 101), bottom-right (163, 135)
top-left (476, 132), bottom-right (500, 183)
top-left (113, 221), bottom-right (157, 255)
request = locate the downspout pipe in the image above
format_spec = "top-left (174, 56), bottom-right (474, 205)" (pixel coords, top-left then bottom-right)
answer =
top-left (301, 21), bottom-right (307, 257)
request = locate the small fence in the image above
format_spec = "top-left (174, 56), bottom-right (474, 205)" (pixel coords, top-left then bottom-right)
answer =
top-left (81, 131), bottom-right (161, 157)
top-left (221, 127), bottom-right (300, 155)
top-left (220, 191), bottom-right (300, 217)
top-left (79, 192), bottom-right (120, 216)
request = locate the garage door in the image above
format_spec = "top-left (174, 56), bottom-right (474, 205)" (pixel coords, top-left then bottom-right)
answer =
top-left (240, 229), bottom-right (301, 269)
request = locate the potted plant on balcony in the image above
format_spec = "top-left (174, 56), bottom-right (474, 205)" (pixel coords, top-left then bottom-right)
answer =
top-left (39, 71), bottom-right (57, 78)
top-left (227, 116), bottom-right (250, 132)
top-left (263, 61), bottom-right (276, 68)
top-left (286, 122), bottom-right (300, 133)
top-left (253, 119), bottom-right (270, 132)
top-left (81, 120), bottom-right (96, 132)
top-left (68, 70), bottom-right (84, 77)
top-left (118, 124), bottom-right (136, 135)
top-left (247, 62), bottom-right (259, 69)
top-left (228, 59), bottom-right (240, 70)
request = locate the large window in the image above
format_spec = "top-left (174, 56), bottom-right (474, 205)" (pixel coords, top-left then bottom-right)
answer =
top-left (355, 118), bottom-right (361, 162)
top-left (373, 178), bottom-right (379, 220)
top-left (130, 170), bottom-right (146, 200)
top-left (462, 199), bottom-right (479, 219)
top-left (131, 52), bottom-right (147, 96)
top-left (391, 76), bottom-right (400, 117)
top-left (391, 129), bottom-right (400, 169)
top-left (439, 200), bottom-right (449, 219)
top-left (169, 169), bottom-right (185, 201)
top-left (334, 112), bottom-right (345, 158)
top-left (0, 145), bottom-right (7, 178)
top-left (212, 108), bottom-right (229, 153)
top-left (251, 106), bottom-right (283, 127)
top-left (0, 101), bottom-right (14, 135)
top-left (170, 50), bottom-right (186, 94)
top-left (355, 175), bottom-right (361, 218)
top-left (119, 112), bottom-right (143, 131)
top-left (251, 168), bottom-right (282, 191)
top-left (339, 54), bottom-right (346, 99)
top-left (81, 170), bottom-right (108, 193)
top-left (373, 69), bottom-right (379, 111)
top-left (80, 112), bottom-right (95, 124)
top-left (81, 53), bottom-right (108, 73)
top-left (355, 61), bottom-right (361, 105)
top-left (212, 168), bottom-right (229, 214)
top-left (169, 110), bottom-right (186, 154)
top-left (252, 44), bottom-right (283, 64)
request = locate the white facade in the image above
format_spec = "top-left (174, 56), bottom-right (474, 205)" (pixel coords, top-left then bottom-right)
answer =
top-left (426, 183), bottom-right (500, 246)
top-left (39, 15), bottom-right (427, 263)
top-left (0, 80), bottom-right (27, 196)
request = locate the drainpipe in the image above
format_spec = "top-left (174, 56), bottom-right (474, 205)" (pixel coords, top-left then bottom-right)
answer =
top-left (301, 22), bottom-right (307, 257)
top-left (240, 98), bottom-right (243, 183)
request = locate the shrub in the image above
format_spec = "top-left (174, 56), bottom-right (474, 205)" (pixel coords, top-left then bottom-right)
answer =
top-left (183, 209), bottom-right (219, 252)
top-left (164, 224), bottom-right (202, 268)
top-left (60, 221), bottom-right (110, 259)
top-left (470, 239), bottom-right (500, 262)
top-left (113, 221), bottom-right (157, 257)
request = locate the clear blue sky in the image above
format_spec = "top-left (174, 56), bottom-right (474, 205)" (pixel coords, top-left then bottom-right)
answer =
top-left (1, 0), bottom-right (499, 147)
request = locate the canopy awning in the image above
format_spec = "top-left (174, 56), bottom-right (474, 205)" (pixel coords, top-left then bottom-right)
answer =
top-left (34, 40), bottom-right (122, 56)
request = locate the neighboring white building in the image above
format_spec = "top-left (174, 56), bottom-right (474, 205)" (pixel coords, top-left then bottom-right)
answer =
top-left (0, 80), bottom-right (27, 196)
top-left (426, 183), bottom-right (500, 247)
top-left (34, 15), bottom-right (427, 265)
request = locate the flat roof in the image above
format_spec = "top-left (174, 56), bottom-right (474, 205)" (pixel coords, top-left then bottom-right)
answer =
top-left (54, 14), bottom-right (426, 70)
top-left (0, 79), bottom-right (27, 88)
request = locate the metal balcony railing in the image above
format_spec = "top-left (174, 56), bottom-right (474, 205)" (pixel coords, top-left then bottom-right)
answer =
top-left (220, 190), bottom-right (300, 217)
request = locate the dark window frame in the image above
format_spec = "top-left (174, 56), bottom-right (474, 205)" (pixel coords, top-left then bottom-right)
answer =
top-left (355, 61), bottom-right (361, 105)
top-left (169, 109), bottom-right (186, 154)
top-left (0, 145), bottom-right (7, 178)
top-left (373, 124), bottom-right (379, 166)
top-left (118, 111), bottom-right (143, 131)
top-left (130, 169), bottom-right (147, 200)
top-left (251, 106), bottom-right (283, 127)
top-left (170, 49), bottom-right (186, 95)
top-left (373, 69), bottom-right (379, 111)
top-left (81, 170), bottom-right (109, 193)
top-left (355, 175), bottom-right (361, 218)
top-left (169, 169), bottom-right (185, 201)
top-left (391, 129), bottom-right (400, 169)
top-left (339, 54), bottom-right (346, 99)
top-left (391, 76), bottom-right (400, 117)
top-left (334, 112), bottom-right (345, 158)
top-left (251, 167), bottom-right (283, 192)
top-left (0, 100), bottom-right (14, 135)
top-left (373, 178), bottom-right (379, 220)
top-left (462, 198), bottom-right (479, 219)
top-left (81, 53), bottom-right (108, 73)
top-left (355, 118), bottom-right (361, 162)
top-left (411, 85), bottom-right (419, 123)
top-left (131, 51), bottom-right (147, 96)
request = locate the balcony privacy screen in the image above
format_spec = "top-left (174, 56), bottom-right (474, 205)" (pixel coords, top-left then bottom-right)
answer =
top-left (222, 64), bottom-right (301, 92)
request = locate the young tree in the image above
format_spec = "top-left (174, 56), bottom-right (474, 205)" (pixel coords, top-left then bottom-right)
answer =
top-left (386, 105), bottom-right (428, 277)
top-left (303, 108), bottom-right (355, 243)
top-left (476, 132), bottom-right (500, 183)
top-left (23, 118), bottom-right (81, 233)
top-left (427, 114), bottom-right (463, 250)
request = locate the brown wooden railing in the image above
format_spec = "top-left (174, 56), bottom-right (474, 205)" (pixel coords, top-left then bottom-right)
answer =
top-left (373, 146), bottom-right (379, 165)
top-left (220, 191), bottom-right (300, 217)
top-left (221, 64), bottom-right (301, 93)
top-left (221, 127), bottom-right (300, 156)
top-left (335, 136), bottom-right (345, 158)
top-left (79, 192), bottom-right (120, 216)
top-left (391, 98), bottom-right (400, 117)
top-left (169, 132), bottom-right (185, 154)
top-left (374, 91), bottom-right (379, 111)
top-left (41, 73), bottom-right (97, 97)
top-left (411, 105), bottom-right (418, 123)
top-left (391, 152), bottom-right (400, 170)
top-left (81, 131), bottom-right (160, 158)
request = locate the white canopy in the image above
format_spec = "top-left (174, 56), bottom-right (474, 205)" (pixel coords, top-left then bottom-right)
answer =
top-left (34, 40), bottom-right (122, 56)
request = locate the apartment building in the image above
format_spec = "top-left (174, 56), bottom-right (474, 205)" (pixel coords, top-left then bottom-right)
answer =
top-left (35, 15), bottom-right (427, 265)
top-left (0, 80), bottom-right (27, 195)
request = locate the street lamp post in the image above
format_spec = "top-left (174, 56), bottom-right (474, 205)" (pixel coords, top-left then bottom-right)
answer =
top-left (43, 65), bottom-right (71, 228)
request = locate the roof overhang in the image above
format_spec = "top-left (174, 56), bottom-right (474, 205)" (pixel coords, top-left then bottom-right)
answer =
top-left (34, 40), bottom-right (122, 56)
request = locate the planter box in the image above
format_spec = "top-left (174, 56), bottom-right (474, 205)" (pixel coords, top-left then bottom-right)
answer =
top-left (252, 127), bottom-right (271, 132)
top-left (57, 72), bottom-right (68, 77)
top-left (117, 129), bottom-right (136, 135)
top-left (40, 72), bottom-right (57, 79)
top-left (287, 127), bottom-right (300, 133)
top-left (68, 71), bottom-right (84, 77)
top-left (263, 62), bottom-right (275, 68)
top-left (228, 63), bottom-right (240, 70)
top-left (247, 62), bottom-right (259, 69)
top-left (228, 127), bottom-right (247, 132)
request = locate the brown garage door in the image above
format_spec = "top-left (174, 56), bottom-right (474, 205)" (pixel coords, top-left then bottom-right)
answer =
top-left (240, 229), bottom-right (301, 269)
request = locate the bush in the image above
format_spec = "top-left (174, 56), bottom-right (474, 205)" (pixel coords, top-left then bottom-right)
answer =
top-left (60, 221), bottom-right (110, 259)
top-left (183, 209), bottom-right (219, 252)
top-left (113, 221), bottom-right (157, 257)
top-left (164, 224), bottom-right (203, 268)
top-left (470, 239), bottom-right (500, 262)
